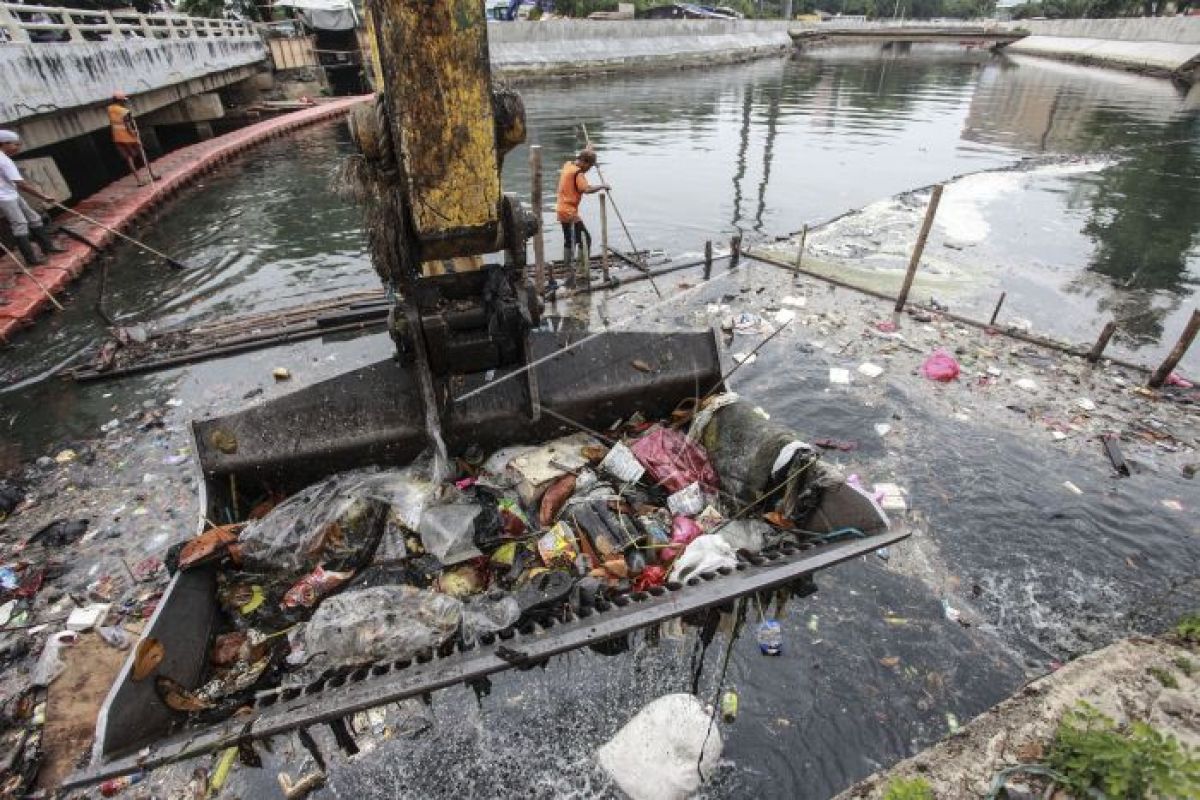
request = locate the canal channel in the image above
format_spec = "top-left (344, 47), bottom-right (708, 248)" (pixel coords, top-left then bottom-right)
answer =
top-left (1, 46), bottom-right (1197, 798)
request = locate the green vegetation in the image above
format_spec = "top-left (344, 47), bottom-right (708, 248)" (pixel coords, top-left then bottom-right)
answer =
top-left (1175, 612), bottom-right (1200, 644)
top-left (1173, 656), bottom-right (1194, 677)
top-left (552, 0), bottom-right (997, 20)
top-left (1147, 666), bottom-right (1179, 689)
top-left (1046, 703), bottom-right (1200, 800)
top-left (881, 777), bottom-right (935, 800)
top-left (1011, 0), bottom-right (1192, 17)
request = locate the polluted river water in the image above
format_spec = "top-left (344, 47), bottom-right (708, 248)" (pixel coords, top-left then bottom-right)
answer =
top-left (0, 47), bottom-right (1198, 798)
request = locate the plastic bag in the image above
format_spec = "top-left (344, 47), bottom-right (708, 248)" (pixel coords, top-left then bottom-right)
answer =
top-left (661, 516), bottom-right (703, 562)
top-left (238, 471), bottom-right (388, 574)
top-left (97, 626), bottom-right (135, 650)
top-left (595, 693), bottom-right (723, 800)
top-left (299, 586), bottom-right (462, 670)
top-left (668, 535), bottom-right (736, 584)
top-left (461, 591), bottom-right (520, 645)
top-left (630, 426), bottom-right (719, 495)
top-left (418, 501), bottom-right (486, 565)
top-left (716, 519), bottom-right (770, 554)
top-left (31, 631), bottom-right (78, 687)
top-left (921, 349), bottom-right (960, 382)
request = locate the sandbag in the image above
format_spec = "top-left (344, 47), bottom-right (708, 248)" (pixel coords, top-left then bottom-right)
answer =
top-left (698, 399), bottom-right (840, 525)
top-left (595, 693), bottom-right (723, 800)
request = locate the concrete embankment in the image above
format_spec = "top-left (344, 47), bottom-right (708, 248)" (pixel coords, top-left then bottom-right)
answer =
top-left (1008, 17), bottom-right (1200, 81)
top-left (835, 634), bottom-right (1199, 799)
top-left (489, 19), bottom-right (795, 77)
top-left (0, 96), bottom-right (367, 343)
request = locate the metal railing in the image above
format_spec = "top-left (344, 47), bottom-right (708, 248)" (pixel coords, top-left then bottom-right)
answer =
top-left (0, 2), bottom-right (258, 44)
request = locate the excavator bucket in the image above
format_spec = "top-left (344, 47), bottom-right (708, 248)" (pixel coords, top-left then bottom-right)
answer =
top-left (64, 0), bottom-right (909, 789)
top-left (71, 330), bottom-right (905, 787)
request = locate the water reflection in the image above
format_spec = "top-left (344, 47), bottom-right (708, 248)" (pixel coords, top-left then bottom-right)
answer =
top-left (1079, 114), bottom-right (1200, 343)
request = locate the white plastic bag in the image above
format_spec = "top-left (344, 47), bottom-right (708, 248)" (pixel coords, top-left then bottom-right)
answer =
top-left (595, 693), bottom-right (723, 800)
top-left (667, 535), bottom-right (737, 584)
top-left (31, 631), bottom-right (78, 687)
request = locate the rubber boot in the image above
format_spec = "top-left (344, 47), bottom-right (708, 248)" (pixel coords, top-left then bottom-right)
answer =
top-left (14, 236), bottom-right (44, 266)
top-left (30, 227), bottom-right (66, 254)
top-left (562, 243), bottom-right (576, 289)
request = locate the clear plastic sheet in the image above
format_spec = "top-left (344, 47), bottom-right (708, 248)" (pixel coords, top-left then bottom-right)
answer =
top-left (300, 586), bottom-right (462, 670)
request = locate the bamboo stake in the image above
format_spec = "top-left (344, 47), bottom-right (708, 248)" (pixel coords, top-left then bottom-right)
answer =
top-left (730, 235), bottom-right (742, 270)
top-left (704, 240), bottom-right (713, 280)
top-left (599, 192), bottom-right (611, 284)
top-left (529, 145), bottom-right (546, 293)
top-left (989, 291), bottom-right (1006, 326)
top-left (793, 224), bottom-right (808, 276)
top-left (1086, 320), bottom-right (1117, 364)
top-left (1148, 309), bottom-right (1200, 388)
top-left (895, 184), bottom-right (943, 313)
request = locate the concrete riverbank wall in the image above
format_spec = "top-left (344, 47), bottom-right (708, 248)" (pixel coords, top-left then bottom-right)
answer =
top-left (1009, 17), bottom-right (1200, 80)
top-left (488, 19), bottom-right (795, 77)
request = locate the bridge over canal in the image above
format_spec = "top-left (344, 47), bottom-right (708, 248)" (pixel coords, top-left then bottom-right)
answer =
top-left (0, 2), bottom-right (266, 152)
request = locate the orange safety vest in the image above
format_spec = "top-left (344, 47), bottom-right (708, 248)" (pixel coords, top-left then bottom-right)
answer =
top-left (555, 162), bottom-right (589, 223)
top-left (108, 104), bottom-right (138, 145)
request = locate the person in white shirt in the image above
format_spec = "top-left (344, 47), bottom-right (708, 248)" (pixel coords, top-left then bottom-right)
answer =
top-left (0, 130), bottom-right (64, 267)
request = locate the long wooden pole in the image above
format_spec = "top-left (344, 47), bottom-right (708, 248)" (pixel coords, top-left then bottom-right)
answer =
top-left (127, 110), bottom-right (157, 182)
top-left (1148, 309), bottom-right (1200, 388)
top-left (0, 243), bottom-right (65, 311)
top-left (704, 240), bottom-right (713, 280)
top-left (529, 145), bottom-right (546, 293)
top-left (894, 184), bottom-right (943, 313)
top-left (1086, 320), bottom-right (1117, 364)
top-left (46, 199), bottom-right (186, 269)
top-left (730, 235), bottom-right (742, 270)
top-left (599, 192), bottom-right (611, 284)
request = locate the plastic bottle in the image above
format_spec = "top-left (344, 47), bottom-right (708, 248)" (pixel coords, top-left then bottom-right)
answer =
top-left (720, 689), bottom-right (738, 723)
top-left (99, 771), bottom-right (143, 796)
top-left (756, 619), bottom-right (783, 656)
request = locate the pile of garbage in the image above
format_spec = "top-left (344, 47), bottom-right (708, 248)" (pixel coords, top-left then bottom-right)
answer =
top-left (155, 395), bottom-right (857, 717)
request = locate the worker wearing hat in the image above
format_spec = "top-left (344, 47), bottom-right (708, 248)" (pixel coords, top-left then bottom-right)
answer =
top-left (555, 147), bottom-right (608, 288)
top-left (108, 92), bottom-right (150, 185)
top-left (0, 130), bottom-right (65, 268)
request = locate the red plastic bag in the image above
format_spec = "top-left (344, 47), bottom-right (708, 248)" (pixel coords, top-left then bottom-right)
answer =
top-left (629, 426), bottom-right (719, 495)
top-left (662, 516), bottom-right (703, 562)
top-left (921, 349), bottom-right (960, 382)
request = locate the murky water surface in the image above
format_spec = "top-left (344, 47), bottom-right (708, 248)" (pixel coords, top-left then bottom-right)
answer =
top-left (2, 47), bottom-right (1199, 799)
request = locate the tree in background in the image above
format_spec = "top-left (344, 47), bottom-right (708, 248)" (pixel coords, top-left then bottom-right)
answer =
top-left (1010, 0), bottom-right (1176, 16)
top-left (177, 0), bottom-right (265, 20)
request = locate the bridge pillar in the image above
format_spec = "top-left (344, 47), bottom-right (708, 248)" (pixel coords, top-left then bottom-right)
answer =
top-left (142, 93), bottom-right (227, 127)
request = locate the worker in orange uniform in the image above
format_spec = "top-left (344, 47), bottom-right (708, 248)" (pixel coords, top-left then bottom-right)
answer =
top-left (108, 93), bottom-right (152, 185)
top-left (555, 148), bottom-right (608, 288)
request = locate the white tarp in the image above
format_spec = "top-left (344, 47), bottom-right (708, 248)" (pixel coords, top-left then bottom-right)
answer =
top-left (275, 0), bottom-right (357, 31)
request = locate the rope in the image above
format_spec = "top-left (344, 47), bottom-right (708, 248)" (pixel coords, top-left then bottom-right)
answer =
top-left (696, 597), bottom-right (745, 782)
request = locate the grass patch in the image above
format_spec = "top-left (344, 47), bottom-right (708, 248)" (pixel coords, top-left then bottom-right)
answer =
top-left (1174, 612), bottom-right (1200, 644)
top-left (1173, 656), bottom-right (1194, 677)
top-left (882, 776), bottom-right (934, 800)
top-left (1147, 666), bottom-right (1180, 689)
top-left (1046, 702), bottom-right (1200, 799)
